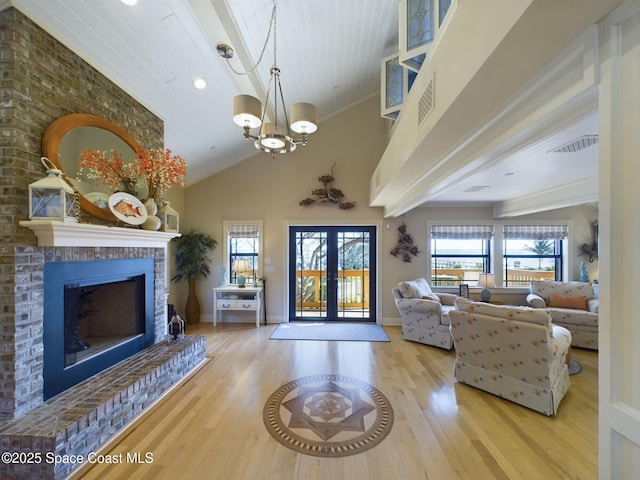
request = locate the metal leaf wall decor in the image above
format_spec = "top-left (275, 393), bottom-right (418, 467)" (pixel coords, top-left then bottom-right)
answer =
top-left (390, 223), bottom-right (419, 262)
top-left (299, 163), bottom-right (355, 210)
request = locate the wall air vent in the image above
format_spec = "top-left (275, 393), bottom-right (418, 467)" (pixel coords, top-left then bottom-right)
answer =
top-left (418, 72), bottom-right (435, 125)
top-left (550, 134), bottom-right (599, 153)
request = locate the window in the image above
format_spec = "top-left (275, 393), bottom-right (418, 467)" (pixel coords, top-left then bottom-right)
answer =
top-left (503, 225), bottom-right (567, 286)
top-left (430, 225), bottom-right (493, 286)
top-left (398, 0), bottom-right (456, 71)
top-left (223, 221), bottom-right (263, 286)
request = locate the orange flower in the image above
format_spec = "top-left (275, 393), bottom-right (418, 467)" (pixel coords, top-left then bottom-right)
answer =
top-left (77, 149), bottom-right (138, 191)
top-left (135, 148), bottom-right (187, 200)
top-left (77, 148), bottom-right (187, 200)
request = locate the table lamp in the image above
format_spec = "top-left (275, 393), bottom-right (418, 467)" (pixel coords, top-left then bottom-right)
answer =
top-left (477, 273), bottom-right (496, 302)
top-left (233, 259), bottom-right (251, 288)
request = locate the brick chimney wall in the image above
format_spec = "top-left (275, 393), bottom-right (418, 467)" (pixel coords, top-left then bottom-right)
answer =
top-left (0, 7), bottom-right (165, 418)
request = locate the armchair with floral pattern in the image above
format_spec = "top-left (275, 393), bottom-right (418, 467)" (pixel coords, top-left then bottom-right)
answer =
top-left (392, 278), bottom-right (458, 350)
top-left (449, 298), bottom-right (572, 416)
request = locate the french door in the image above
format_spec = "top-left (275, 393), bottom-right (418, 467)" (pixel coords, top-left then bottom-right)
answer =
top-left (288, 225), bottom-right (376, 322)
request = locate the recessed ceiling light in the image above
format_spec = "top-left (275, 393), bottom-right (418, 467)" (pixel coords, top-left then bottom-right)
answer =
top-left (120, 0), bottom-right (138, 5)
top-left (193, 76), bottom-right (207, 90)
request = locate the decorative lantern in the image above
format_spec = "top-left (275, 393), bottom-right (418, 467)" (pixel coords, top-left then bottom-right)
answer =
top-left (28, 157), bottom-right (78, 222)
top-left (157, 200), bottom-right (179, 232)
top-left (168, 312), bottom-right (185, 341)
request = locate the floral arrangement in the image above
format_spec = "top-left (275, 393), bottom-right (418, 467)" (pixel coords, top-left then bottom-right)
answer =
top-left (136, 148), bottom-right (187, 201)
top-left (77, 148), bottom-right (187, 200)
top-left (77, 149), bottom-right (138, 193)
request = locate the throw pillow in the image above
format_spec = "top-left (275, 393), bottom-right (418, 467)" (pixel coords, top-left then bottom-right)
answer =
top-left (549, 294), bottom-right (588, 311)
top-left (527, 295), bottom-right (546, 308)
top-left (398, 278), bottom-right (432, 298)
top-left (422, 293), bottom-right (441, 303)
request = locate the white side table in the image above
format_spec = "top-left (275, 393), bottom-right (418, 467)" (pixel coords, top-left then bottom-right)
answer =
top-left (212, 286), bottom-right (264, 327)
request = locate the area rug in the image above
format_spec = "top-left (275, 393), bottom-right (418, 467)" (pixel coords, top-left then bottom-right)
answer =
top-left (568, 358), bottom-right (582, 375)
top-left (263, 375), bottom-right (394, 457)
top-left (270, 322), bottom-right (390, 342)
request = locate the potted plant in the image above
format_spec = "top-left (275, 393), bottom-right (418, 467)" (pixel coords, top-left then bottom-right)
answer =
top-left (171, 228), bottom-right (217, 324)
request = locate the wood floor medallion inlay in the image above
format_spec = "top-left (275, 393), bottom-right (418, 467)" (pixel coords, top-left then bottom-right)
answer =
top-left (263, 375), bottom-right (394, 457)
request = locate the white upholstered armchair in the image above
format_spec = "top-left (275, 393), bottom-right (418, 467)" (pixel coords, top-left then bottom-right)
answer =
top-left (392, 278), bottom-right (457, 350)
top-left (449, 298), bottom-right (572, 416)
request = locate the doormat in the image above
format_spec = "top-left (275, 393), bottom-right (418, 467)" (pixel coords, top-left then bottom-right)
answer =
top-left (263, 375), bottom-right (394, 457)
top-left (270, 322), bottom-right (390, 342)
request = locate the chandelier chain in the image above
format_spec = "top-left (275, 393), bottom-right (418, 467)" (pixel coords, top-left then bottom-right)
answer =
top-left (225, 0), bottom-right (278, 77)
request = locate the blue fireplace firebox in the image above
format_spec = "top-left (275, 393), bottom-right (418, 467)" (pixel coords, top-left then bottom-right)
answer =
top-left (43, 258), bottom-right (155, 400)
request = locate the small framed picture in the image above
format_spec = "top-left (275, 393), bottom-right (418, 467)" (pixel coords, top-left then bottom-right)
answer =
top-left (459, 284), bottom-right (469, 299)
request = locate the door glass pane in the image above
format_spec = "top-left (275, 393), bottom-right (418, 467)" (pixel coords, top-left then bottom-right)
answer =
top-left (337, 230), bottom-right (370, 319)
top-left (294, 230), bottom-right (328, 318)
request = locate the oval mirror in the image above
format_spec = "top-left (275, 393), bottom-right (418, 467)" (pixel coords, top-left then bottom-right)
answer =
top-left (42, 114), bottom-right (141, 222)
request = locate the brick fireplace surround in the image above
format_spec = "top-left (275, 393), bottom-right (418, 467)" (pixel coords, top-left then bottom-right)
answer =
top-left (0, 8), bottom-right (205, 479)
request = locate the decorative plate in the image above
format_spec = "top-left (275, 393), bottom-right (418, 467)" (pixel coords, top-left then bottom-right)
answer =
top-left (108, 192), bottom-right (148, 225)
top-left (85, 192), bottom-right (110, 209)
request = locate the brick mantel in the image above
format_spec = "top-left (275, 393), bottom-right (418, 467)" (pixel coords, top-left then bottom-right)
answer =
top-left (20, 220), bottom-right (181, 247)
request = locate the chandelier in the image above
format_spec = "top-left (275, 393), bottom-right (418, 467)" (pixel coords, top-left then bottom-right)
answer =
top-left (218, 0), bottom-right (317, 154)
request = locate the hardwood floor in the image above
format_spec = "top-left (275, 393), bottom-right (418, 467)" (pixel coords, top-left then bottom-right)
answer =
top-left (72, 323), bottom-right (598, 480)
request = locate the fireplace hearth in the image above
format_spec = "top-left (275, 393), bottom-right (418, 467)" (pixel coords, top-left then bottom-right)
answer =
top-left (43, 258), bottom-right (155, 400)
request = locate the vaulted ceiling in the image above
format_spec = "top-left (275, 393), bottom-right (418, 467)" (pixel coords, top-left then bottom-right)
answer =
top-left (10, 0), bottom-right (398, 184)
top-left (7, 0), bottom-right (622, 215)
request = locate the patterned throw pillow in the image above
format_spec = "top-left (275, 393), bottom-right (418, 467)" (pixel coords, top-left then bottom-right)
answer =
top-left (549, 294), bottom-right (588, 311)
top-left (422, 293), bottom-right (441, 303)
top-left (397, 278), bottom-right (432, 298)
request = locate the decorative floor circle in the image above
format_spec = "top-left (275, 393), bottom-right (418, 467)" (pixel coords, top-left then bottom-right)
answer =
top-left (263, 375), bottom-right (394, 457)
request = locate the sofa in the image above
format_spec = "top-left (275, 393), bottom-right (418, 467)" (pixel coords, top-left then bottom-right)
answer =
top-left (526, 280), bottom-right (598, 350)
top-left (392, 278), bottom-right (458, 350)
top-left (449, 298), bottom-right (572, 416)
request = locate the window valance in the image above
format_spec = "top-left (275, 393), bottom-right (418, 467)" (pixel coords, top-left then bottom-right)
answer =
top-left (430, 225), bottom-right (494, 240)
top-left (503, 225), bottom-right (568, 240)
top-left (227, 224), bottom-right (260, 238)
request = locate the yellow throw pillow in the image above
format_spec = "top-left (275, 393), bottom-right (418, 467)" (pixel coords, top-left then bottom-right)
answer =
top-left (549, 294), bottom-right (588, 311)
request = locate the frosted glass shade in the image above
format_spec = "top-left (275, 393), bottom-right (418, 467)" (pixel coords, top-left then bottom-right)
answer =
top-left (233, 95), bottom-right (262, 128)
top-left (258, 123), bottom-right (286, 149)
top-left (290, 103), bottom-right (318, 134)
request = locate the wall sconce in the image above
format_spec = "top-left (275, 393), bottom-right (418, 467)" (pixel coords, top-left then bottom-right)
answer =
top-left (29, 157), bottom-right (78, 222)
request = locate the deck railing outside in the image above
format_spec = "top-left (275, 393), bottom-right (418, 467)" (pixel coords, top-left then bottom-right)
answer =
top-left (432, 268), bottom-right (556, 286)
top-left (296, 269), bottom-right (369, 309)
